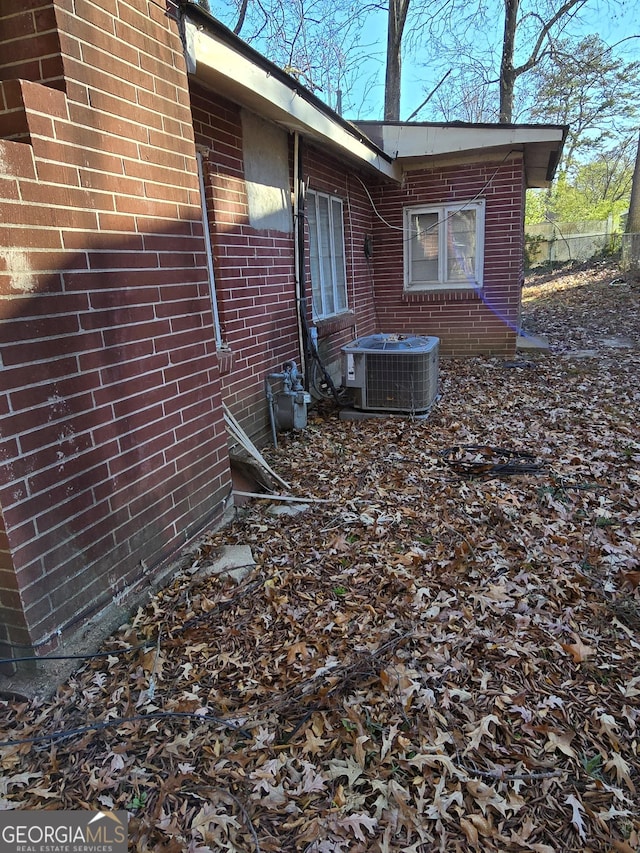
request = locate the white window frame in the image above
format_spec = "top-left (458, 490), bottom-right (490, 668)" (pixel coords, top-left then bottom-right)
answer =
top-left (307, 190), bottom-right (348, 320)
top-left (404, 200), bottom-right (485, 291)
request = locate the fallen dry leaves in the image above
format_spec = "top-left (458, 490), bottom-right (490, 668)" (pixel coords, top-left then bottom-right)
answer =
top-left (1, 261), bottom-right (639, 851)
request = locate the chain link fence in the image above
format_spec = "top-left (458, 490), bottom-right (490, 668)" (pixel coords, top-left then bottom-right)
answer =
top-left (525, 217), bottom-right (620, 268)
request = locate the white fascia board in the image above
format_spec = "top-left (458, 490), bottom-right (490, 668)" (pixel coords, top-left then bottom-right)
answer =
top-left (184, 19), bottom-right (400, 182)
top-left (378, 124), bottom-right (565, 158)
top-left (356, 122), bottom-right (565, 187)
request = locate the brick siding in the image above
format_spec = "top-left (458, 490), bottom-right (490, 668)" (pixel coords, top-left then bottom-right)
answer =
top-left (191, 89), bottom-right (367, 437)
top-left (304, 145), bottom-right (378, 369)
top-left (0, 0), bottom-right (231, 660)
top-left (0, 0), bottom-right (66, 95)
top-left (191, 84), bottom-right (380, 419)
top-left (370, 157), bottom-right (525, 356)
top-left (0, 0), bottom-right (528, 667)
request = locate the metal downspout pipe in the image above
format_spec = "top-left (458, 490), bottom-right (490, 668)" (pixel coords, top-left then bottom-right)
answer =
top-left (197, 151), bottom-right (223, 350)
top-left (293, 132), bottom-right (310, 390)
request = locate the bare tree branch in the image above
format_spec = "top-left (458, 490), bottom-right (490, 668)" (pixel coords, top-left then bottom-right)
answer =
top-left (405, 69), bottom-right (452, 120)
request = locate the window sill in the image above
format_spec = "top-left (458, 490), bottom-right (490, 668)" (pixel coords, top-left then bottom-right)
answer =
top-left (403, 285), bottom-right (481, 303)
top-left (314, 311), bottom-right (356, 337)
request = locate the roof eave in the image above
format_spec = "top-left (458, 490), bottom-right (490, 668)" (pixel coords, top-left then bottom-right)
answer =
top-left (354, 121), bottom-right (568, 188)
top-left (179, 4), bottom-right (400, 182)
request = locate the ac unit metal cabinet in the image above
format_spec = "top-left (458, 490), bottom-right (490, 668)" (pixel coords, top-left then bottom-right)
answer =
top-left (342, 334), bottom-right (439, 414)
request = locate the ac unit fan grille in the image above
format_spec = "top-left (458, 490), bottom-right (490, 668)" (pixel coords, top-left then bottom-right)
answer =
top-left (365, 352), bottom-right (435, 411)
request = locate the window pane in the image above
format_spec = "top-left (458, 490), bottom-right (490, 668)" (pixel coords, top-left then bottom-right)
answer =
top-left (307, 196), bottom-right (323, 317)
top-left (411, 212), bottom-right (439, 282)
top-left (331, 198), bottom-right (347, 311)
top-left (317, 195), bottom-right (335, 316)
top-left (447, 209), bottom-right (476, 281)
top-left (308, 191), bottom-right (348, 319)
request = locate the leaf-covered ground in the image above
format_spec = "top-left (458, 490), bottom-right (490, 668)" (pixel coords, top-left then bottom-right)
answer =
top-left (2, 261), bottom-right (639, 852)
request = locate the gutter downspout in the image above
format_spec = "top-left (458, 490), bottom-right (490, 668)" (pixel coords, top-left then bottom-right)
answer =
top-left (293, 132), bottom-right (310, 389)
top-left (197, 151), bottom-right (223, 350)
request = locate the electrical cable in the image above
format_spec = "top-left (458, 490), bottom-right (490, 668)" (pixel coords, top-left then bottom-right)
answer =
top-left (0, 641), bottom-right (155, 666)
top-left (355, 148), bottom-right (519, 245)
top-left (304, 322), bottom-right (343, 404)
top-left (441, 445), bottom-right (547, 479)
top-left (357, 148), bottom-right (532, 338)
top-left (0, 711), bottom-right (252, 748)
top-left (309, 358), bottom-right (351, 404)
top-left (293, 201), bottom-right (346, 405)
top-left (355, 174), bottom-right (404, 231)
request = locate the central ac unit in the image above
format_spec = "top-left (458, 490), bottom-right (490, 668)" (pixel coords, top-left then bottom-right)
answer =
top-left (342, 334), bottom-right (439, 414)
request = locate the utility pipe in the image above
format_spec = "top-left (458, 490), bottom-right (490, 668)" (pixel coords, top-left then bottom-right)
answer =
top-left (197, 151), bottom-right (223, 350)
top-left (293, 132), bottom-right (310, 390)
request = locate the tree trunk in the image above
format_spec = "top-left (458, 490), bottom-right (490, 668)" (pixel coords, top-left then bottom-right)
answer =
top-left (384, 0), bottom-right (410, 121)
top-left (499, 0), bottom-right (519, 123)
top-left (622, 132), bottom-right (640, 272)
top-left (626, 133), bottom-right (640, 234)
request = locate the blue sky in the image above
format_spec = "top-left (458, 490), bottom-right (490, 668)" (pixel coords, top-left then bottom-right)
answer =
top-left (351, 0), bottom-right (640, 122)
top-left (207, 0), bottom-right (639, 123)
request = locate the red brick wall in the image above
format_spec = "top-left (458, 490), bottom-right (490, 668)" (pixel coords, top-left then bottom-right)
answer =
top-left (0, 507), bottom-right (31, 674)
top-left (190, 87), bottom-right (378, 432)
top-left (370, 156), bottom-right (525, 356)
top-left (304, 145), bottom-right (378, 371)
top-left (0, 0), bottom-right (66, 95)
top-left (190, 85), bottom-right (301, 441)
top-left (0, 1), bottom-right (231, 655)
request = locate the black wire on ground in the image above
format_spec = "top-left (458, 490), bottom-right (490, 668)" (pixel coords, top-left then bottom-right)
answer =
top-left (0, 711), bottom-right (252, 748)
top-left (0, 641), bottom-right (155, 666)
top-left (441, 445), bottom-right (547, 479)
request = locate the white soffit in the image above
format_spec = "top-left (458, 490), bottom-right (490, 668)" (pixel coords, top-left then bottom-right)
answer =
top-left (183, 17), bottom-right (400, 182)
top-left (356, 122), bottom-right (566, 188)
top-left (375, 124), bottom-right (564, 157)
